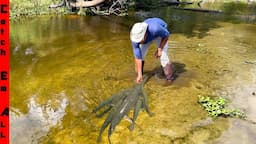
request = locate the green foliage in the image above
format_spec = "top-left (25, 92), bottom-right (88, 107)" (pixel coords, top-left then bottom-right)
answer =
top-left (222, 1), bottom-right (256, 14)
top-left (10, 0), bottom-right (256, 19)
top-left (10, 0), bottom-right (68, 20)
top-left (198, 95), bottom-right (246, 119)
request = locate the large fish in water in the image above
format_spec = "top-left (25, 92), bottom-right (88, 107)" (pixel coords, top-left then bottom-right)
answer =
top-left (93, 73), bottom-right (154, 144)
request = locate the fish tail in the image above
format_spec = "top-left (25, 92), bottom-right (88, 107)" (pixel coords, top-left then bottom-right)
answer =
top-left (108, 124), bottom-right (113, 144)
top-left (97, 133), bottom-right (102, 144)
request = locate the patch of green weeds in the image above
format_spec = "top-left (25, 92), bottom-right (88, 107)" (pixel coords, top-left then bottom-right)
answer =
top-left (198, 95), bottom-right (246, 119)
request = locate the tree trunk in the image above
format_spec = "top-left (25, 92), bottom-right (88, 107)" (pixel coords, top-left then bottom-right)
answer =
top-left (49, 0), bottom-right (128, 16)
top-left (69, 0), bottom-right (105, 7)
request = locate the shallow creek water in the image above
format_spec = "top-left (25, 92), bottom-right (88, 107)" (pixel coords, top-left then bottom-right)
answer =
top-left (10, 8), bottom-right (256, 144)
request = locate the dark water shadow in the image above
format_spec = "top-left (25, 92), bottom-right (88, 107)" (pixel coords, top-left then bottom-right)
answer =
top-left (173, 62), bottom-right (187, 75)
top-left (134, 7), bottom-right (224, 39)
top-left (126, 5), bottom-right (256, 39)
top-left (97, 9), bottom-right (224, 39)
top-left (98, 8), bottom-right (221, 39)
top-left (144, 62), bottom-right (187, 85)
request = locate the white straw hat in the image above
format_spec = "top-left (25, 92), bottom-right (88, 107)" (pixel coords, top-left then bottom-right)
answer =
top-left (130, 22), bottom-right (148, 43)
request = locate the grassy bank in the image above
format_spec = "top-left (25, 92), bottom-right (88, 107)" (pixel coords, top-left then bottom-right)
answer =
top-left (10, 0), bottom-right (66, 19)
top-left (10, 0), bottom-right (256, 20)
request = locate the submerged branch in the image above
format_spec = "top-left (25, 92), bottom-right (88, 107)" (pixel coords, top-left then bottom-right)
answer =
top-left (174, 7), bottom-right (223, 13)
top-left (49, 0), bottom-right (71, 8)
top-left (161, 0), bottom-right (193, 5)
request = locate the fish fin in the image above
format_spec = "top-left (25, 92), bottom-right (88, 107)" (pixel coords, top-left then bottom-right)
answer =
top-left (96, 106), bottom-right (112, 118)
top-left (93, 93), bottom-right (125, 113)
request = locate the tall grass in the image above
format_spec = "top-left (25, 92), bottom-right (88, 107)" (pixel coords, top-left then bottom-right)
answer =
top-left (10, 0), bottom-right (256, 20)
top-left (10, 0), bottom-right (66, 20)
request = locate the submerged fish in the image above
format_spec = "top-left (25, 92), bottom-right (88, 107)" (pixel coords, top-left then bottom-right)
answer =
top-left (93, 73), bottom-right (154, 144)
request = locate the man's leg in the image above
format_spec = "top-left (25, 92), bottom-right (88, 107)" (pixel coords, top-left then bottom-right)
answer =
top-left (163, 63), bottom-right (174, 81)
top-left (142, 60), bottom-right (145, 74)
top-left (155, 37), bottom-right (174, 81)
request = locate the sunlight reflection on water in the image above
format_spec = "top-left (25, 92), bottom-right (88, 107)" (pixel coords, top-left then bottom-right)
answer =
top-left (11, 92), bottom-right (68, 144)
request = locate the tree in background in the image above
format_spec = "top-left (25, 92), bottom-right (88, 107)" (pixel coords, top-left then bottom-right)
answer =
top-left (49, 0), bottom-right (129, 16)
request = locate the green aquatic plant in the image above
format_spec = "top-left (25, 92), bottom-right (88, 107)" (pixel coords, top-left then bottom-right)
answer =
top-left (198, 95), bottom-right (246, 119)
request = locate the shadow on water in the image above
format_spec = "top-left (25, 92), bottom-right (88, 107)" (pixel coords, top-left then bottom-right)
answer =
top-left (173, 62), bottom-right (187, 75)
top-left (149, 62), bottom-right (187, 83)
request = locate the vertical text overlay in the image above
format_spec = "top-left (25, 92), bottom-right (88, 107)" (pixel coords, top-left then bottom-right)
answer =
top-left (0, 0), bottom-right (9, 144)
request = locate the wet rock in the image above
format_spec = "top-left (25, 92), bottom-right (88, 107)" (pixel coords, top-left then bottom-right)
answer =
top-left (25, 47), bottom-right (34, 55)
top-left (158, 128), bottom-right (177, 137)
top-left (213, 119), bottom-right (256, 144)
top-left (192, 118), bottom-right (213, 128)
top-left (13, 45), bottom-right (20, 54)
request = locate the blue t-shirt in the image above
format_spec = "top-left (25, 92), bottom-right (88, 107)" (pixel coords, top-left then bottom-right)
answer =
top-left (132, 18), bottom-right (170, 59)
